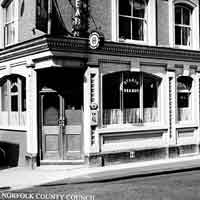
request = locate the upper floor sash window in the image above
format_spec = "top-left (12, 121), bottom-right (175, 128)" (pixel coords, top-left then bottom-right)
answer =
top-left (175, 4), bottom-right (192, 47)
top-left (112, 0), bottom-right (156, 45)
top-left (4, 0), bottom-right (16, 46)
top-left (169, 0), bottom-right (199, 49)
top-left (119, 0), bottom-right (146, 41)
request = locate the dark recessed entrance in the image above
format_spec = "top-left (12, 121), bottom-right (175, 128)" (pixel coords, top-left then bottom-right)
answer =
top-left (39, 68), bottom-right (84, 161)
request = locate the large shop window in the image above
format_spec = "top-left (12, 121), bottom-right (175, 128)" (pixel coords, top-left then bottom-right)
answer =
top-left (177, 76), bottom-right (192, 121)
top-left (103, 72), bottom-right (161, 125)
top-left (4, 0), bottom-right (16, 46)
top-left (175, 4), bottom-right (192, 47)
top-left (0, 75), bottom-right (26, 127)
top-left (119, 0), bottom-right (147, 41)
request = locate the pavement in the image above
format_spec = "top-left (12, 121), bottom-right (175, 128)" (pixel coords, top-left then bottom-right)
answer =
top-left (1, 155), bottom-right (200, 191)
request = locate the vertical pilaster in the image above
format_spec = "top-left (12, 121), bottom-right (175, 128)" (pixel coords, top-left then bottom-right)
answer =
top-left (83, 67), bottom-right (91, 156)
top-left (26, 64), bottom-right (38, 168)
top-left (194, 72), bottom-right (200, 153)
top-left (83, 65), bottom-right (101, 165)
top-left (167, 70), bottom-right (176, 146)
top-left (198, 72), bottom-right (200, 154)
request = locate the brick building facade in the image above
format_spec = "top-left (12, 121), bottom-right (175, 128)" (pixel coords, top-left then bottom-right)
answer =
top-left (0, 0), bottom-right (200, 168)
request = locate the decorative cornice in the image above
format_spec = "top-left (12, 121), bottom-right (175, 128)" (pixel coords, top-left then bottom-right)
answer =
top-left (0, 36), bottom-right (50, 63)
top-left (1, 35), bottom-right (200, 64)
top-left (99, 42), bottom-right (200, 63)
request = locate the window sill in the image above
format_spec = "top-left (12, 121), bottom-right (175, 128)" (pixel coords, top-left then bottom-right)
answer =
top-left (176, 122), bottom-right (198, 130)
top-left (4, 42), bottom-right (16, 48)
top-left (0, 126), bottom-right (26, 132)
top-left (96, 123), bottom-right (168, 134)
top-left (118, 38), bottom-right (148, 45)
top-left (174, 45), bottom-right (193, 50)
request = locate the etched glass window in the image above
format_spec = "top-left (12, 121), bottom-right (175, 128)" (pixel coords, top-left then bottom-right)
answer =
top-left (103, 71), bottom-right (161, 125)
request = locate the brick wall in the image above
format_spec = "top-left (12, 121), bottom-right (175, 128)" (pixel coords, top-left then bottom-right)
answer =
top-left (18, 0), bottom-right (44, 43)
top-left (88, 0), bottom-right (112, 40)
top-left (157, 0), bottom-right (169, 46)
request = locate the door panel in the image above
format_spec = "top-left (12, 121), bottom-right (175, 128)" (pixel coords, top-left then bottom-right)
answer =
top-left (43, 95), bottom-right (59, 125)
top-left (65, 110), bottom-right (82, 125)
top-left (41, 90), bottom-right (83, 161)
top-left (63, 92), bottom-right (82, 160)
top-left (42, 93), bottom-right (61, 160)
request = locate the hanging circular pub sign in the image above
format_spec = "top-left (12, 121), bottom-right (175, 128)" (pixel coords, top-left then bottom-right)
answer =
top-left (89, 31), bottom-right (104, 49)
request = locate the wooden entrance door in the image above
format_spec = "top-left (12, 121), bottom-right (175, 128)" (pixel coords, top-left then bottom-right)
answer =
top-left (63, 91), bottom-right (83, 160)
top-left (41, 91), bottom-right (82, 161)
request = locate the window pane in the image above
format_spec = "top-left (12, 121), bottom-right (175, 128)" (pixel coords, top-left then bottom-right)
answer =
top-left (103, 73), bottom-right (121, 125)
top-left (11, 95), bottom-right (18, 111)
top-left (11, 84), bottom-right (18, 93)
top-left (119, 0), bottom-right (131, 15)
top-left (43, 94), bottom-right (59, 126)
top-left (123, 72), bottom-right (140, 108)
top-left (119, 17), bottom-right (131, 39)
top-left (1, 81), bottom-right (8, 111)
top-left (22, 78), bottom-right (26, 111)
top-left (143, 76), bottom-right (158, 108)
top-left (123, 72), bottom-right (140, 124)
top-left (177, 76), bottom-right (192, 90)
top-left (143, 74), bottom-right (159, 122)
top-left (175, 26), bottom-right (181, 45)
top-left (132, 0), bottom-right (145, 18)
top-left (10, 77), bottom-right (18, 111)
top-left (175, 6), bottom-right (181, 24)
top-left (178, 93), bottom-right (189, 108)
top-left (182, 27), bottom-right (190, 46)
top-left (132, 18), bottom-right (144, 40)
top-left (183, 7), bottom-right (190, 25)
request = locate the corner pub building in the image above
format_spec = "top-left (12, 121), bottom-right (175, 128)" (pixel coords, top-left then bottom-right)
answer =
top-left (0, 0), bottom-right (200, 168)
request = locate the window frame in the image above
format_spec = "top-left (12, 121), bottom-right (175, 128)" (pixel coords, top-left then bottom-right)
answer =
top-left (118, 0), bottom-right (147, 42)
top-left (0, 75), bottom-right (26, 128)
top-left (169, 0), bottom-right (199, 49)
top-left (176, 75), bottom-right (193, 122)
top-left (2, 0), bottom-right (19, 46)
top-left (101, 71), bottom-right (161, 127)
top-left (174, 4), bottom-right (192, 48)
top-left (111, 0), bottom-right (156, 45)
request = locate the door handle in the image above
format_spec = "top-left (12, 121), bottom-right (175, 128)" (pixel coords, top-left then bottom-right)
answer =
top-left (58, 119), bottom-right (65, 127)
